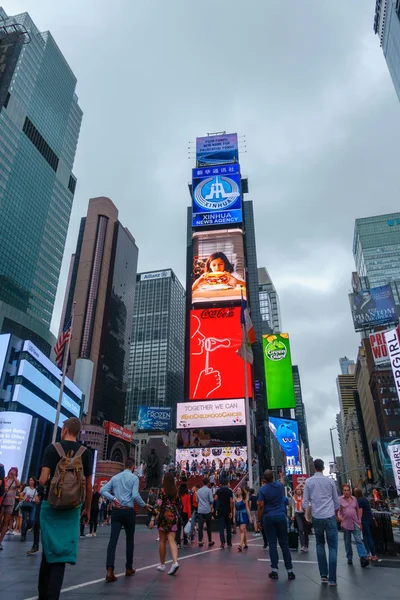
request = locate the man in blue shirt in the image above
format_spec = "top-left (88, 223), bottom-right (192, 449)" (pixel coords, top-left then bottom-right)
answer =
top-left (101, 458), bottom-right (151, 583)
top-left (257, 469), bottom-right (295, 581)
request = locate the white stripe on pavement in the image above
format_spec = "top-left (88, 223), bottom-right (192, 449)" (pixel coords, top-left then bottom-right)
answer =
top-left (258, 559), bottom-right (318, 564)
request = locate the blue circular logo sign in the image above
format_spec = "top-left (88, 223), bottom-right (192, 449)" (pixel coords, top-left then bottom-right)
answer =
top-left (194, 176), bottom-right (239, 211)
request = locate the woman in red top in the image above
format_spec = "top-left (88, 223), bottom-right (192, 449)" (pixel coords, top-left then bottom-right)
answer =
top-left (176, 482), bottom-right (192, 548)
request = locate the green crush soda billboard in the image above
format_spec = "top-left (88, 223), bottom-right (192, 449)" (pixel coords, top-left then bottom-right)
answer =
top-left (262, 333), bottom-right (296, 410)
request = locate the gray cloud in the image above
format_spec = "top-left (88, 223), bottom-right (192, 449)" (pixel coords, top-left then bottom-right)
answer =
top-left (7, 0), bottom-right (400, 462)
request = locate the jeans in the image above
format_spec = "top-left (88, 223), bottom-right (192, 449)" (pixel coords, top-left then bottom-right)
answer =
top-left (189, 509), bottom-right (197, 536)
top-left (343, 525), bottom-right (368, 559)
top-left (312, 516), bottom-right (338, 584)
top-left (175, 512), bottom-right (189, 545)
top-left (295, 512), bottom-right (309, 548)
top-left (263, 514), bottom-right (293, 570)
top-left (22, 506), bottom-right (35, 537)
top-left (106, 508), bottom-right (136, 570)
top-left (218, 514), bottom-right (232, 545)
top-left (197, 513), bottom-right (212, 543)
top-left (362, 520), bottom-right (376, 556)
top-left (38, 552), bottom-right (65, 600)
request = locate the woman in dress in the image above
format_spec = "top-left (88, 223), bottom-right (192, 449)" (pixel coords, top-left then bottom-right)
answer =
top-left (151, 472), bottom-right (182, 575)
top-left (338, 484), bottom-right (369, 568)
top-left (0, 467), bottom-right (20, 548)
top-left (233, 487), bottom-right (251, 552)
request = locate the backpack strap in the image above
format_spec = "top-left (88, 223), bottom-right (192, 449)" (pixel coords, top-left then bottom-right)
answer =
top-left (53, 443), bottom-right (66, 458)
top-left (73, 446), bottom-right (86, 460)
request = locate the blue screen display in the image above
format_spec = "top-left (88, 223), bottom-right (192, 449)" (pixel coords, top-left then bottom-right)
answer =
top-left (137, 406), bottom-right (171, 432)
top-left (192, 164), bottom-right (242, 227)
top-left (269, 417), bottom-right (302, 475)
top-left (10, 385), bottom-right (69, 428)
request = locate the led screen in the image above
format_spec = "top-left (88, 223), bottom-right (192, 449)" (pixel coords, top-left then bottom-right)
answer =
top-left (349, 284), bottom-right (397, 331)
top-left (137, 406), bottom-right (171, 431)
top-left (0, 412), bottom-right (32, 479)
top-left (175, 445), bottom-right (247, 471)
top-left (11, 385), bottom-right (70, 428)
top-left (192, 229), bottom-right (246, 304)
top-left (262, 333), bottom-right (296, 409)
top-left (189, 308), bottom-right (252, 400)
top-left (176, 398), bottom-right (245, 429)
top-left (196, 133), bottom-right (239, 166)
top-left (177, 426), bottom-right (246, 448)
top-left (269, 417), bottom-right (302, 475)
top-left (192, 164), bottom-right (242, 227)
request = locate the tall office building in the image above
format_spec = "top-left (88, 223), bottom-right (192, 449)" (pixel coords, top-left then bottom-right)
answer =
top-left (339, 356), bottom-right (355, 375)
top-left (60, 197), bottom-right (138, 426)
top-left (353, 213), bottom-right (400, 301)
top-left (374, 1), bottom-right (400, 101)
top-left (292, 365), bottom-right (309, 451)
top-left (0, 9), bottom-right (82, 342)
top-left (258, 267), bottom-right (282, 334)
top-left (125, 269), bottom-right (185, 425)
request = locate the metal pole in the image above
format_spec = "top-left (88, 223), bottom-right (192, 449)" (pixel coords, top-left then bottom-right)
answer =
top-left (243, 325), bottom-right (253, 489)
top-left (52, 303), bottom-right (75, 443)
top-left (330, 427), bottom-right (336, 467)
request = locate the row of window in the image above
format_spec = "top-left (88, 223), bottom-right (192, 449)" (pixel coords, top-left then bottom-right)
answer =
top-left (22, 116), bottom-right (59, 172)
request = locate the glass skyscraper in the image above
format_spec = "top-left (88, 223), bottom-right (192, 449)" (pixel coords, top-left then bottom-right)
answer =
top-left (374, 1), bottom-right (400, 101)
top-left (353, 212), bottom-right (400, 301)
top-left (292, 365), bottom-right (309, 451)
top-left (258, 267), bottom-right (282, 334)
top-left (0, 8), bottom-right (82, 328)
top-left (125, 270), bottom-right (186, 425)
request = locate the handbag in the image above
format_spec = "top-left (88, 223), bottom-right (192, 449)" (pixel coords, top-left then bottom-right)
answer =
top-left (184, 518), bottom-right (192, 536)
top-left (21, 490), bottom-right (37, 511)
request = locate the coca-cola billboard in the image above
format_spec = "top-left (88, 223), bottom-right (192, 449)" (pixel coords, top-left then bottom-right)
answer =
top-left (189, 308), bottom-right (252, 401)
top-left (104, 420), bottom-right (133, 443)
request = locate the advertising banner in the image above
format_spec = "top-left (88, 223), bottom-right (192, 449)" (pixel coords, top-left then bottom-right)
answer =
top-left (192, 164), bottom-right (242, 227)
top-left (269, 417), bottom-right (302, 475)
top-left (189, 308), bottom-right (252, 400)
top-left (196, 133), bottom-right (239, 167)
top-left (349, 285), bottom-right (397, 331)
top-left (177, 426), bottom-right (246, 448)
top-left (293, 474), bottom-right (309, 490)
top-left (369, 330), bottom-right (390, 367)
top-left (262, 334), bottom-right (296, 409)
top-left (176, 445), bottom-right (247, 471)
top-left (104, 421), bottom-right (133, 443)
top-left (137, 406), bottom-right (172, 431)
top-left (384, 328), bottom-right (400, 400)
top-left (387, 443), bottom-right (400, 495)
top-left (0, 412), bottom-right (32, 478)
top-left (176, 398), bottom-right (246, 430)
top-left (192, 229), bottom-right (246, 304)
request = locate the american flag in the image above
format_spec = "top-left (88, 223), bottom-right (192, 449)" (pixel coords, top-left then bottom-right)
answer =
top-left (54, 315), bottom-right (72, 369)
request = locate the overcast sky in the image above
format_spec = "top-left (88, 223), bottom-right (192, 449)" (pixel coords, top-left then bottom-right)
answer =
top-left (7, 0), bottom-right (400, 466)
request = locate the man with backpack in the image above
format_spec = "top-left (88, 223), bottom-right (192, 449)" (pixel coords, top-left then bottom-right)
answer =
top-left (38, 417), bottom-right (93, 599)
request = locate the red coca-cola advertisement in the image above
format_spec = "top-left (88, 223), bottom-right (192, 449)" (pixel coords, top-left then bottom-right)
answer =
top-left (189, 307), bottom-right (252, 400)
top-left (104, 421), bottom-right (133, 443)
top-left (292, 474), bottom-right (309, 490)
top-left (95, 476), bottom-right (110, 492)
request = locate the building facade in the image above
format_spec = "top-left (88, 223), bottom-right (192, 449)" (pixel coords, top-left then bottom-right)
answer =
top-left (0, 8), bottom-right (82, 329)
top-left (292, 365), bottom-right (309, 451)
top-left (125, 269), bottom-right (185, 426)
top-left (339, 356), bottom-right (355, 375)
top-left (60, 197), bottom-right (138, 426)
top-left (374, 1), bottom-right (400, 101)
top-left (258, 267), bottom-right (282, 334)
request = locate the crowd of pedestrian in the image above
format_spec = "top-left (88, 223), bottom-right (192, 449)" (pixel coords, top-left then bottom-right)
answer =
top-left (0, 435), bottom-right (385, 599)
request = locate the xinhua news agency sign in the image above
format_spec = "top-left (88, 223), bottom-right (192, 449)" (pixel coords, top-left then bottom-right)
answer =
top-left (384, 328), bottom-right (400, 400)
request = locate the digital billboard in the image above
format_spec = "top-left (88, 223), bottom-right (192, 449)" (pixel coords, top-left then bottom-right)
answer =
top-left (176, 445), bottom-right (247, 471)
top-left (369, 330), bottom-right (390, 367)
top-left (189, 308), bottom-right (252, 400)
top-left (176, 398), bottom-right (245, 429)
top-left (138, 406), bottom-right (172, 431)
top-left (192, 229), bottom-right (246, 304)
top-left (349, 285), bottom-right (397, 331)
top-left (177, 426), bottom-right (246, 448)
top-left (0, 412), bottom-right (32, 479)
top-left (262, 334), bottom-right (296, 409)
top-left (269, 417), bottom-right (302, 475)
top-left (11, 385), bottom-right (70, 428)
top-left (196, 133), bottom-right (239, 167)
top-left (192, 164), bottom-right (242, 227)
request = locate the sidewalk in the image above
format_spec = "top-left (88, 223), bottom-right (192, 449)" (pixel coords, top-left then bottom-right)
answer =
top-left (0, 525), bottom-right (399, 599)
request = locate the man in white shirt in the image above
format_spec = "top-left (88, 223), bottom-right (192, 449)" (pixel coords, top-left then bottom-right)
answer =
top-left (196, 479), bottom-right (215, 548)
top-left (302, 459), bottom-right (340, 587)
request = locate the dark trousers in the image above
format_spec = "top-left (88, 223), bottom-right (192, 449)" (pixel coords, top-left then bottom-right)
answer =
top-left (197, 513), bottom-right (212, 543)
top-left (106, 508), bottom-right (136, 570)
top-left (175, 512), bottom-right (189, 545)
top-left (38, 552), bottom-right (66, 600)
top-left (33, 502), bottom-right (41, 547)
top-left (295, 512), bottom-right (309, 548)
top-left (263, 514), bottom-right (293, 570)
top-left (90, 509), bottom-right (99, 534)
top-left (261, 520), bottom-right (268, 546)
top-left (362, 520), bottom-right (376, 556)
top-left (22, 506), bottom-right (34, 537)
top-left (218, 514), bottom-right (232, 545)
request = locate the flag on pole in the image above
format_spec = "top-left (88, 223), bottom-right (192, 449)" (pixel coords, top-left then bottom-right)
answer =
top-left (54, 315), bottom-right (72, 369)
top-left (237, 295), bottom-right (255, 364)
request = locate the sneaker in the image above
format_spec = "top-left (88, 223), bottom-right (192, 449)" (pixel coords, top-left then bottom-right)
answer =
top-left (27, 546), bottom-right (39, 555)
top-left (347, 559), bottom-right (353, 565)
top-left (360, 557), bottom-right (369, 568)
top-left (168, 562), bottom-right (179, 576)
top-left (269, 571), bottom-right (279, 580)
top-left (288, 572), bottom-right (295, 581)
top-left (208, 541), bottom-right (215, 548)
top-left (93, 533), bottom-right (97, 537)
top-left (321, 577), bottom-right (329, 584)
top-left (86, 533), bottom-right (92, 537)
top-left (0, 542), bottom-right (3, 550)
top-left (227, 543), bottom-right (232, 547)
top-left (156, 564), bottom-right (166, 572)
top-left (198, 542), bottom-right (204, 547)
top-left (328, 582), bottom-right (337, 587)
top-left (263, 544), bottom-right (268, 550)
top-left (177, 544), bottom-right (181, 549)
top-left (220, 543), bottom-right (225, 549)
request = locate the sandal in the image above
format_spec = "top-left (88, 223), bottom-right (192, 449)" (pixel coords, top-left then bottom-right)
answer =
top-left (238, 545), bottom-right (242, 552)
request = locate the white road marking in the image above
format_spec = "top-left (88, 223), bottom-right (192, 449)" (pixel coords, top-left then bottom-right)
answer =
top-left (258, 559), bottom-right (318, 564)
